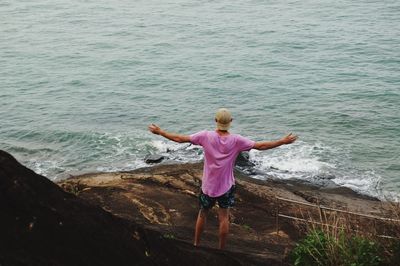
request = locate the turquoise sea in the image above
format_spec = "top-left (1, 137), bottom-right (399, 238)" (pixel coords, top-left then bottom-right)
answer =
top-left (1, 0), bottom-right (399, 200)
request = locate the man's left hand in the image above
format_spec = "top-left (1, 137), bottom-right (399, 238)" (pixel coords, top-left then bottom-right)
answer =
top-left (148, 124), bottom-right (162, 135)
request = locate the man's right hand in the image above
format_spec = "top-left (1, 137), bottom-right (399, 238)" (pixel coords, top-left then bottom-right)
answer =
top-left (281, 133), bottom-right (298, 144)
top-left (148, 124), bottom-right (190, 143)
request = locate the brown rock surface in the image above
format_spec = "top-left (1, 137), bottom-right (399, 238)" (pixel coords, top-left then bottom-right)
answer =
top-left (0, 150), bottom-right (276, 266)
top-left (58, 161), bottom-right (392, 264)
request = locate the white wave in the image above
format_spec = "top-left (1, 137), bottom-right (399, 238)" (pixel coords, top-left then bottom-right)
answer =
top-left (96, 159), bottom-right (148, 173)
top-left (150, 140), bottom-right (184, 153)
top-left (380, 191), bottom-right (400, 202)
top-left (247, 141), bottom-right (399, 201)
top-left (332, 171), bottom-right (383, 200)
top-left (249, 141), bottom-right (336, 179)
top-left (26, 159), bottom-right (65, 180)
top-left (148, 140), bottom-right (203, 162)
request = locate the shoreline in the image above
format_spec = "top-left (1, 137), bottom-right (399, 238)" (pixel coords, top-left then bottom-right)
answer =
top-left (66, 146), bottom-right (394, 202)
top-left (64, 160), bottom-right (388, 216)
top-left (70, 158), bottom-right (382, 202)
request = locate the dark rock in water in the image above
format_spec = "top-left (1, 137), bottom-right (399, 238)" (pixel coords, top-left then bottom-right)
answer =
top-left (145, 154), bottom-right (165, 164)
top-left (247, 168), bottom-right (267, 176)
top-left (235, 152), bottom-right (255, 168)
top-left (0, 150), bottom-right (253, 266)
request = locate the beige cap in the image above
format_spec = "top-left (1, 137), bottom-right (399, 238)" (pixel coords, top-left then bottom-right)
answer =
top-left (215, 108), bottom-right (232, 131)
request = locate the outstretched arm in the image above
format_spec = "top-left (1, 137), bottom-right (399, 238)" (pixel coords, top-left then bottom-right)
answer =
top-left (148, 124), bottom-right (191, 143)
top-left (253, 133), bottom-right (298, 150)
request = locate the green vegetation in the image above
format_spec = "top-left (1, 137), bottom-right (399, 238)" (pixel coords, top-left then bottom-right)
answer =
top-left (290, 230), bottom-right (384, 266)
top-left (286, 199), bottom-right (400, 265)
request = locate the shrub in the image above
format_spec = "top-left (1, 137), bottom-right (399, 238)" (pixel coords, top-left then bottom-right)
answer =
top-left (290, 230), bottom-right (329, 266)
top-left (290, 230), bottom-right (383, 266)
top-left (346, 236), bottom-right (382, 266)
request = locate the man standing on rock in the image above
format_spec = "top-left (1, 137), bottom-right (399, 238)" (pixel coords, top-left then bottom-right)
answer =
top-left (148, 108), bottom-right (297, 249)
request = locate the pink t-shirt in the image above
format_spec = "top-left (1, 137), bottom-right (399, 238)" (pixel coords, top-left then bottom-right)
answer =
top-left (190, 130), bottom-right (255, 197)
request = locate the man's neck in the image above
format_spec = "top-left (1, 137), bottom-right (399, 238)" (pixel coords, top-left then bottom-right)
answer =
top-left (216, 129), bottom-right (230, 136)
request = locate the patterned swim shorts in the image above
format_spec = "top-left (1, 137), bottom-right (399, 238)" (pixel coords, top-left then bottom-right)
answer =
top-left (199, 185), bottom-right (236, 209)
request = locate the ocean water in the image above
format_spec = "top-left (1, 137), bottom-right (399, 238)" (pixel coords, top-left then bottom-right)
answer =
top-left (1, 0), bottom-right (399, 200)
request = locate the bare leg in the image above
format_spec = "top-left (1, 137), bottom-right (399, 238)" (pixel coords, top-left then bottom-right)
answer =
top-left (194, 208), bottom-right (208, 246)
top-left (218, 208), bottom-right (230, 249)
